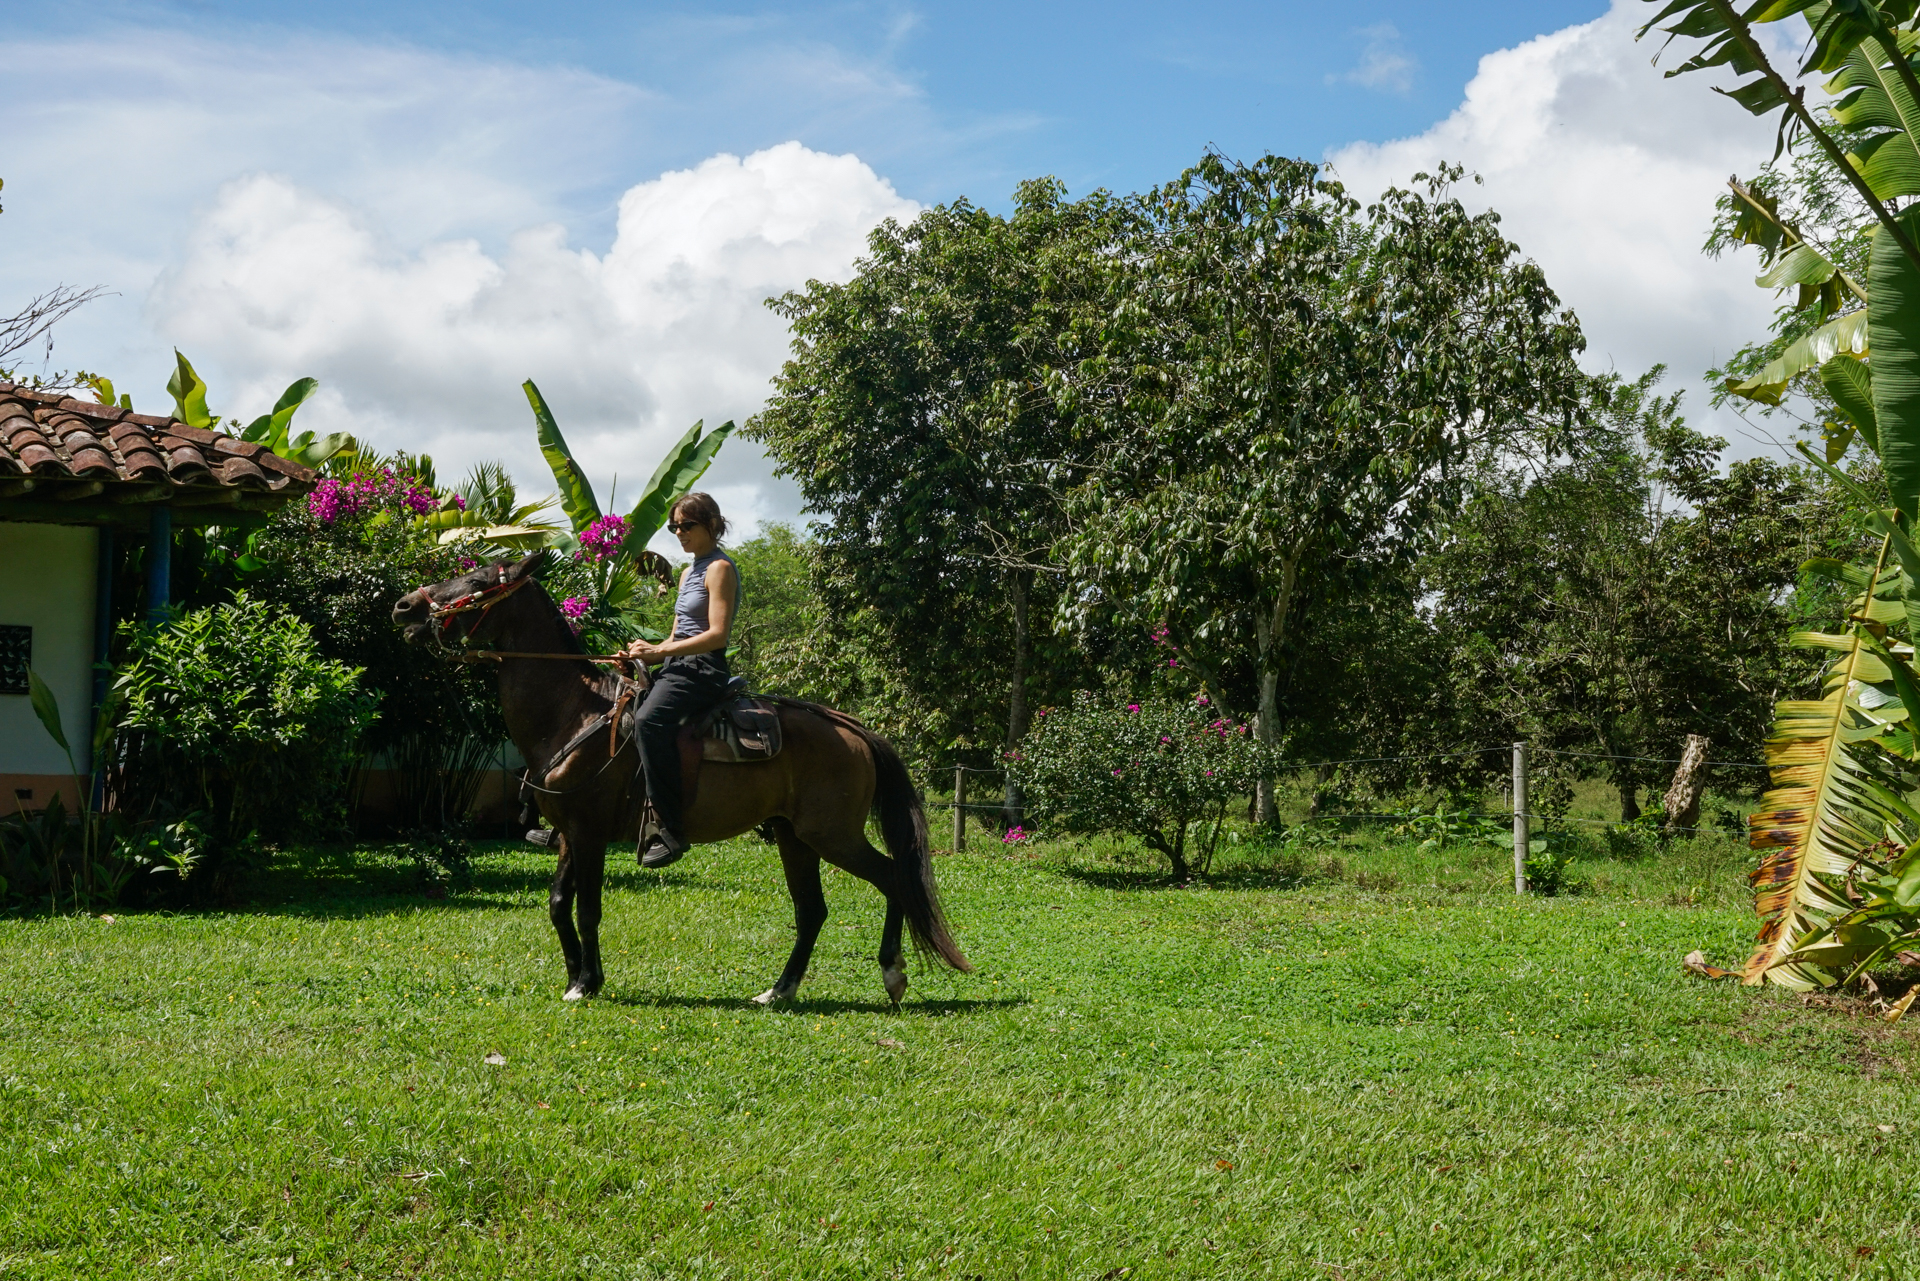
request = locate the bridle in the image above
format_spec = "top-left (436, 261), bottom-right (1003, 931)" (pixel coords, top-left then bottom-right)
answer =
top-left (423, 564), bottom-right (530, 646)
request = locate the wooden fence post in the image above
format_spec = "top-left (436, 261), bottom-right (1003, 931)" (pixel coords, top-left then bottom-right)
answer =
top-left (953, 766), bottom-right (967, 854)
top-left (1513, 741), bottom-right (1529, 895)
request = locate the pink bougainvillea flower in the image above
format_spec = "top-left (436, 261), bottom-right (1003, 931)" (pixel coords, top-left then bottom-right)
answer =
top-left (1126, 703), bottom-right (1140, 713)
top-left (578, 514), bottom-right (629, 563)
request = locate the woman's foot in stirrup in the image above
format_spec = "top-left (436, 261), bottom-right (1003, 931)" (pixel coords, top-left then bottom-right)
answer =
top-left (639, 830), bottom-right (688, 869)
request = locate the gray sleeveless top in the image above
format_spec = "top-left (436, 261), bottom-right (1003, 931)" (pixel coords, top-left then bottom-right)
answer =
top-left (672, 548), bottom-right (738, 640)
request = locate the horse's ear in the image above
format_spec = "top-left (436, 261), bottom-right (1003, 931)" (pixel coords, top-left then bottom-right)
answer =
top-left (505, 550), bottom-right (549, 582)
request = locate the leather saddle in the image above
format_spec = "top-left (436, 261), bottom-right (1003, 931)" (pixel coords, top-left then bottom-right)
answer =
top-left (687, 676), bottom-right (784, 763)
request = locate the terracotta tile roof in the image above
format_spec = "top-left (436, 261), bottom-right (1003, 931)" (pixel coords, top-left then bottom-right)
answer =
top-left (0, 382), bottom-right (319, 516)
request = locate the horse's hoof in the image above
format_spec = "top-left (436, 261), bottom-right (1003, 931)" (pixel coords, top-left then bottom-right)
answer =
top-left (752, 987), bottom-right (793, 1007)
top-left (563, 985), bottom-right (592, 1002)
top-left (882, 965), bottom-right (908, 1006)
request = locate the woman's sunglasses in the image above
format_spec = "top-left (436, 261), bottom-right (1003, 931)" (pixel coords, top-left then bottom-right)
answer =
top-left (666, 520), bottom-right (703, 534)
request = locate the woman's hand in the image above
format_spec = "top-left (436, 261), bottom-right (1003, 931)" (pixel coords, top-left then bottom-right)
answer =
top-left (622, 639), bottom-right (667, 664)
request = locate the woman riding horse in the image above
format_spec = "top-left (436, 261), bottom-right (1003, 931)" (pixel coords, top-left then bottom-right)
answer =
top-left (619, 492), bottom-right (739, 870)
top-left (390, 518), bottom-right (970, 1004)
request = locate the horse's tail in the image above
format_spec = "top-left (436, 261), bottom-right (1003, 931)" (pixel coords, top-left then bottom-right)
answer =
top-left (864, 728), bottom-right (972, 972)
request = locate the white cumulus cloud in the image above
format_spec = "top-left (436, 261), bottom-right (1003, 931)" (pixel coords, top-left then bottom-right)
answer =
top-left (150, 143), bottom-right (919, 540)
top-left (1328, 0), bottom-right (1791, 455)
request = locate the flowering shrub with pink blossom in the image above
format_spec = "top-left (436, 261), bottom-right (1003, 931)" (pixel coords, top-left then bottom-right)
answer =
top-left (577, 514), bottom-right (628, 563)
top-left (307, 468), bottom-right (440, 525)
top-left (1005, 691), bottom-right (1271, 881)
top-left (1002, 825), bottom-right (1035, 845)
top-left (559, 596), bottom-right (592, 634)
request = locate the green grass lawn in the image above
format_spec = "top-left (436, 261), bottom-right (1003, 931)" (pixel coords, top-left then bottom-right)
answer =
top-left (1, 826), bottom-right (1914, 1279)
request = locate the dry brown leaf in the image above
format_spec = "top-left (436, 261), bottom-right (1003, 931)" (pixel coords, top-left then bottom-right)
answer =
top-left (483, 1052), bottom-right (507, 1066)
top-left (1215, 1159), bottom-right (1234, 1171)
top-left (534, 1101), bottom-right (550, 1110)
top-left (877, 1037), bottom-right (904, 1050)
top-left (1682, 950), bottom-right (1739, 980)
top-left (1887, 987), bottom-right (1920, 1025)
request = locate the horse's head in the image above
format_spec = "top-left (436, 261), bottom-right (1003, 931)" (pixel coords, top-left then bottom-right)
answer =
top-left (393, 552), bottom-right (545, 649)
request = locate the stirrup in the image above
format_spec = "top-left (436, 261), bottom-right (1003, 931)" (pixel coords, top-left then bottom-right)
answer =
top-left (639, 831), bottom-right (687, 869)
top-left (526, 828), bottom-right (558, 848)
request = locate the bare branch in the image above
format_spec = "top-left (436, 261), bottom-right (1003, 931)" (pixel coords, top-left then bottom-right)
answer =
top-left (0, 283), bottom-right (113, 386)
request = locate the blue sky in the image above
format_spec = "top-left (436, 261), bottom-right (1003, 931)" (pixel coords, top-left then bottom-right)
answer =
top-left (25, 0), bottom-right (1608, 220)
top-left (1, 1), bottom-right (1783, 532)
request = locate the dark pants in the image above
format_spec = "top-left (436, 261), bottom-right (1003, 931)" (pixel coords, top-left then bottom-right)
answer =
top-left (636, 652), bottom-right (731, 841)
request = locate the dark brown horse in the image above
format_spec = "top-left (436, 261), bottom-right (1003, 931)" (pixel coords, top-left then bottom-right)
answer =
top-left (392, 554), bottom-right (971, 1003)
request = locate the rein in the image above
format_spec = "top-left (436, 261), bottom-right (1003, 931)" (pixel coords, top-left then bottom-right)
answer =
top-left (448, 651), bottom-right (631, 664)
top-left (420, 567), bottom-right (653, 796)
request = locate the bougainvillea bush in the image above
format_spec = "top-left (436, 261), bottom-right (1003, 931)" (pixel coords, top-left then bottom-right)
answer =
top-left (1006, 692), bottom-right (1272, 880)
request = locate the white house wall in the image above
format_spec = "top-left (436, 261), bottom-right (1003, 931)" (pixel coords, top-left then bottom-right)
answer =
top-left (0, 523), bottom-right (97, 795)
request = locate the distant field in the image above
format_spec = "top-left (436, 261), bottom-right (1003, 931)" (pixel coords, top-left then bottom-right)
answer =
top-left (0, 828), bottom-right (1911, 1279)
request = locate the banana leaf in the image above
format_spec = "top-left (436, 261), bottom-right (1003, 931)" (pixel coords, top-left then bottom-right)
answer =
top-left (524, 380), bottom-right (601, 532)
top-left (1748, 540), bottom-right (1919, 987)
top-left (1872, 212), bottom-right (1920, 521)
top-left (1829, 33), bottom-right (1920, 202)
top-left (165, 351), bottom-right (217, 429)
top-left (623, 419), bottom-right (734, 544)
top-left (1725, 310), bottom-right (1868, 404)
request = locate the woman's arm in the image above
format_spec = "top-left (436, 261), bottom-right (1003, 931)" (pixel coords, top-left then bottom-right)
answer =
top-left (625, 558), bottom-right (737, 661)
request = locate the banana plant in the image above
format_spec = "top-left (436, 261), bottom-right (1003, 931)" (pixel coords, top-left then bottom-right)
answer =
top-left (521, 378), bottom-right (733, 589)
top-left (163, 351), bottom-right (348, 468)
top-left (1644, 0), bottom-right (1920, 985)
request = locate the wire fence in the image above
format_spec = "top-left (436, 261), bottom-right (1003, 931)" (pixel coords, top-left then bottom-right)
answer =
top-left (921, 739), bottom-right (1767, 878)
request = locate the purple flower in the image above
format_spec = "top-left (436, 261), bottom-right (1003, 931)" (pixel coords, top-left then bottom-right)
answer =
top-left (1196, 694), bottom-right (1210, 707)
top-left (579, 514), bottom-right (629, 563)
top-left (1126, 703), bottom-right (1140, 713)
top-left (559, 595), bottom-right (591, 634)
top-left (306, 467), bottom-right (439, 523)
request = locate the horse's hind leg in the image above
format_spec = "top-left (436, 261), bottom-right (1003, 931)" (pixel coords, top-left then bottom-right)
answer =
top-left (566, 842), bottom-right (607, 1002)
top-left (549, 837), bottom-right (584, 995)
top-left (805, 828), bottom-right (908, 1007)
top-left (755, 820), bottom-right (825, 1007)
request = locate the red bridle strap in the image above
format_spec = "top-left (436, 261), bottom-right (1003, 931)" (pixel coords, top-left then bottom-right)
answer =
top-left (425, 567), bottom-right (530, 641)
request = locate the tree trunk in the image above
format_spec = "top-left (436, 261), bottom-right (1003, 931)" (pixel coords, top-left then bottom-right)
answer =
top-left (1252, 550), bottom-right (1302, 825)
top-left (1001, 570), bottom-right (1033, 831)
top-left (1663, 734), bottom-right (1710, 832)
top-left (1619, 780), bottom-right (1640, 824)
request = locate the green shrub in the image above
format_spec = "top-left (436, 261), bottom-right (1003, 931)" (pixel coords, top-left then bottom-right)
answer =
top-left (112, 594), bottom-right (378, 886)
top-left (1006, 692), bottom-right (1272, 880)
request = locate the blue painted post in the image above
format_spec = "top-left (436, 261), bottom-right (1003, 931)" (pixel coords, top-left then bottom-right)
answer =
top-left (91, 526), bottom-right (113, 805)
top-left (146, 506), bottom-right (171, 624)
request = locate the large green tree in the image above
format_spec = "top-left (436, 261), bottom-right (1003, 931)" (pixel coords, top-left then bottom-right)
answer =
top-left (749, 180), bottom-right (1135, 814)
top-left (1057, 153), bottom-right (1591, 821)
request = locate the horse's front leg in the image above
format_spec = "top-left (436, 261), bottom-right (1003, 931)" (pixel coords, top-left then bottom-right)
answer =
top-left (549, 836), bottom-right (584, 994)
top-left (567, 841), bottom-right (607, 1001)
top-left (755, 822), bottom-right (826, 1006)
